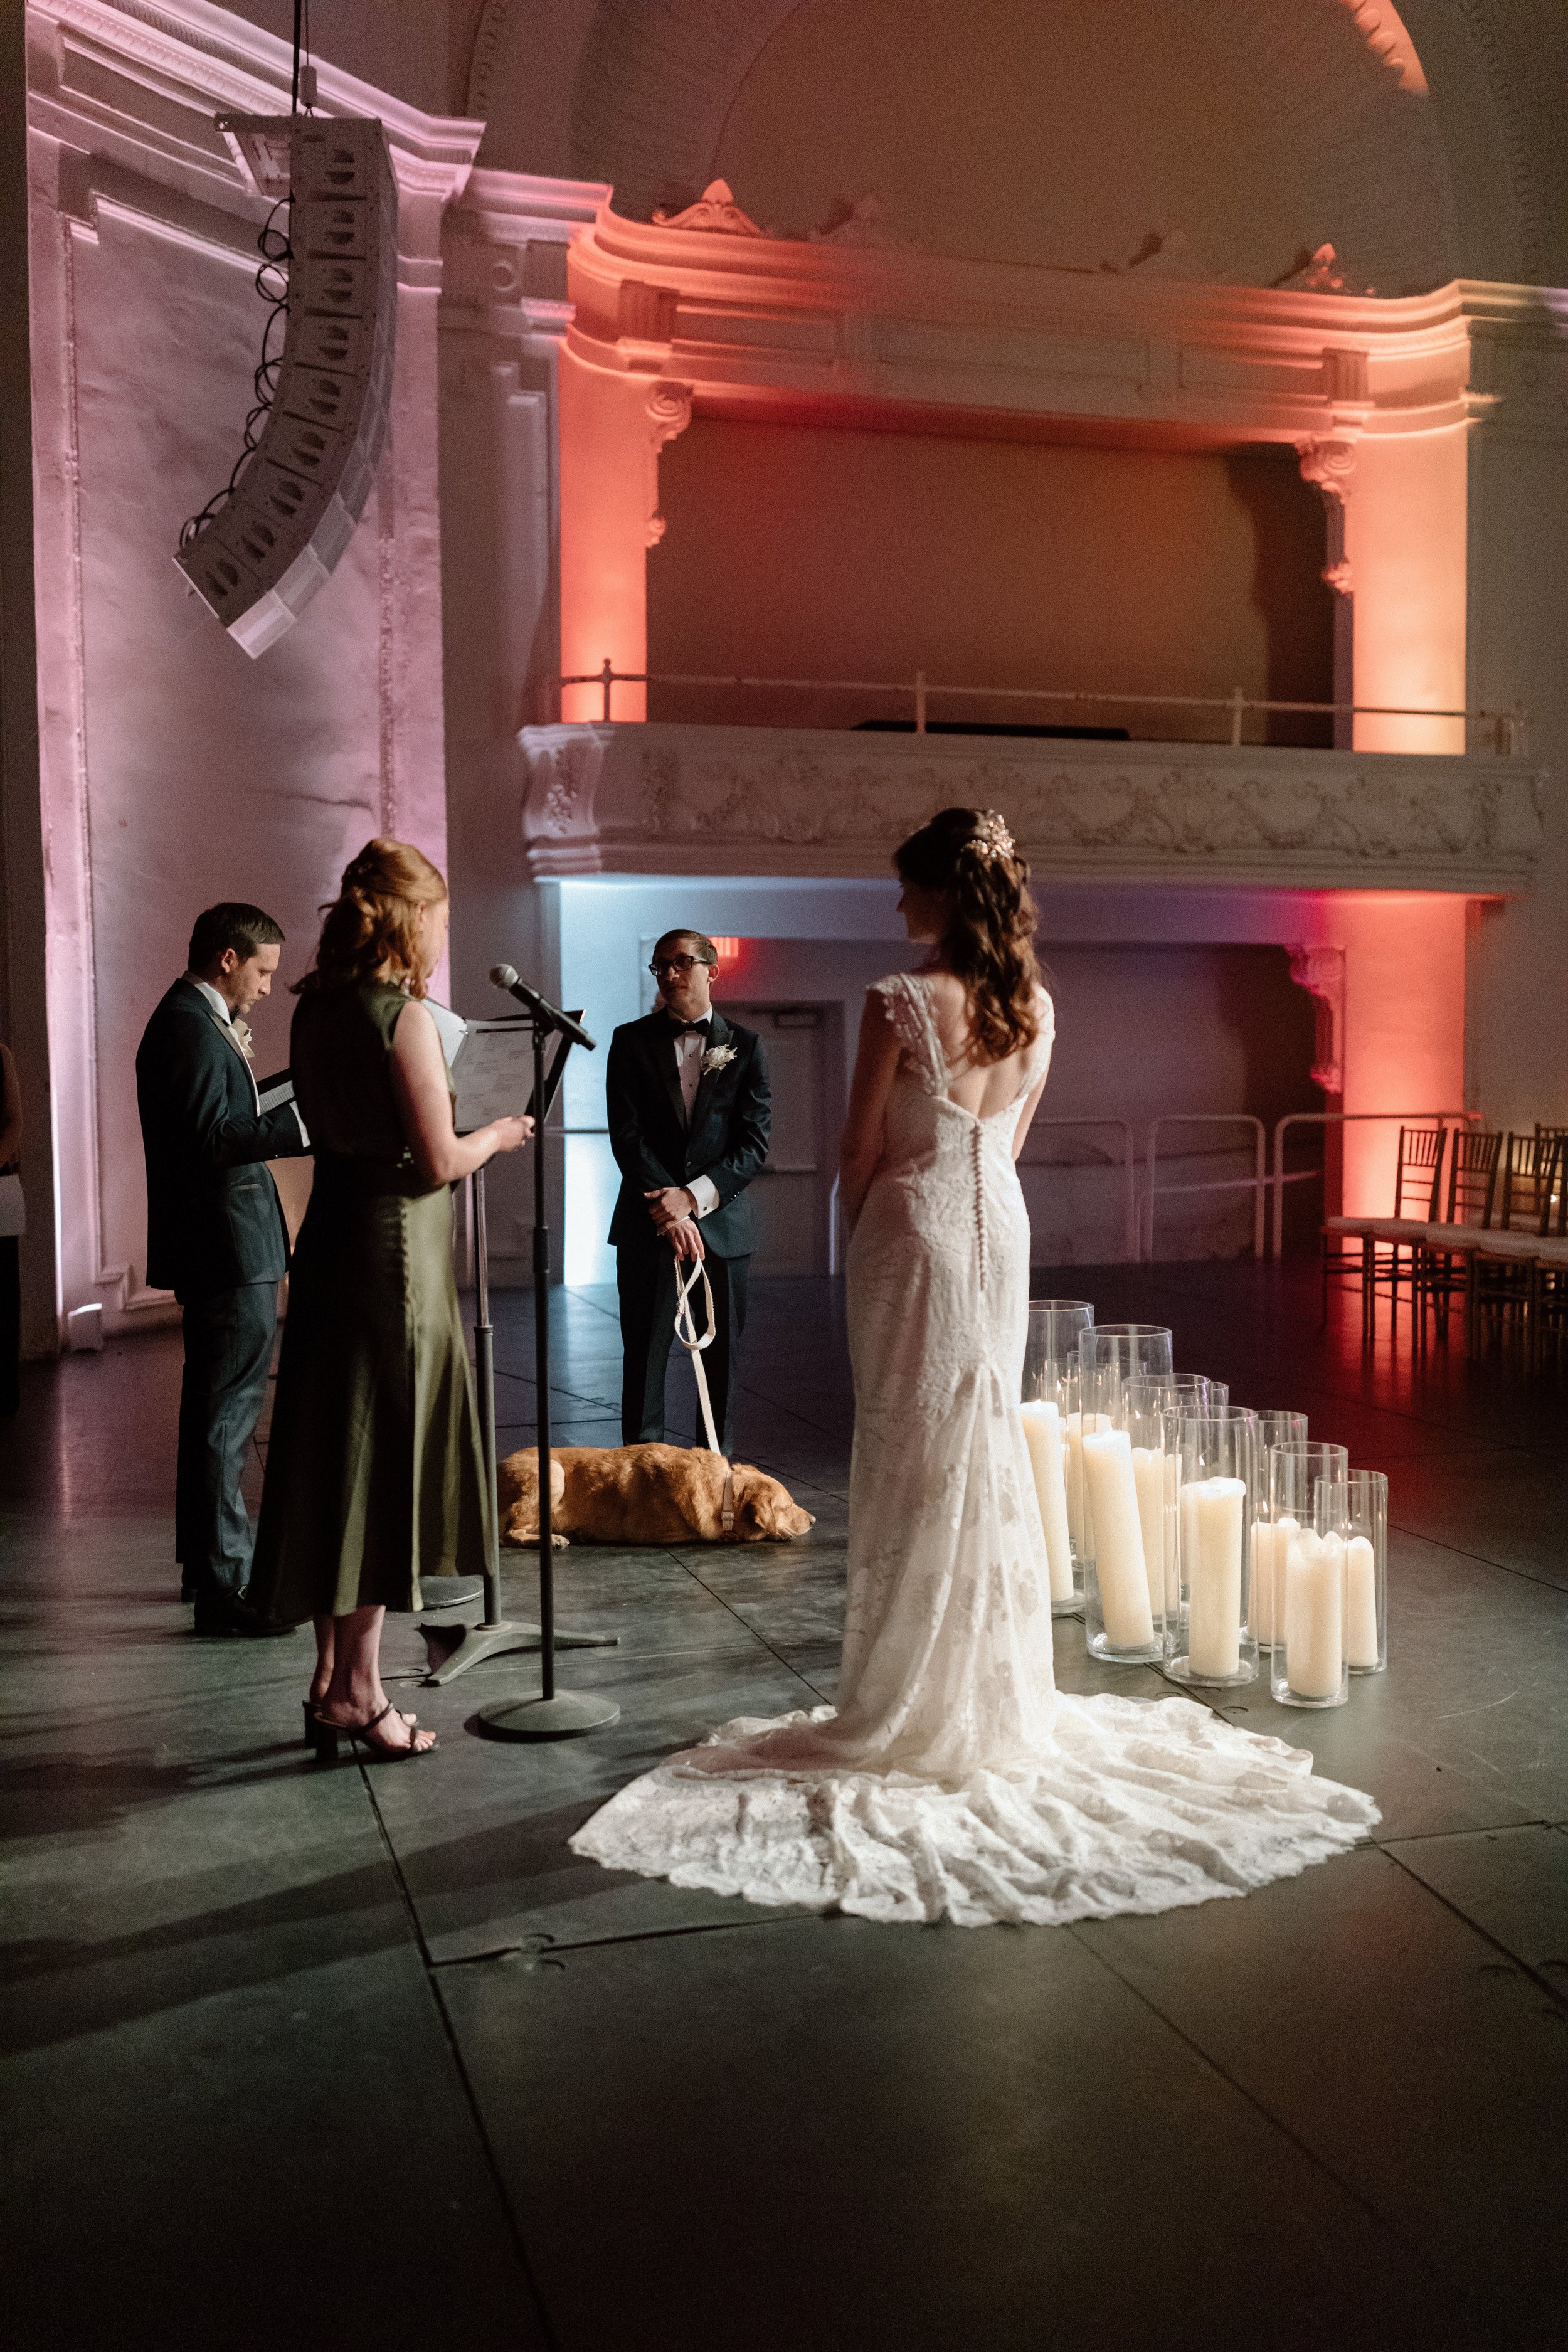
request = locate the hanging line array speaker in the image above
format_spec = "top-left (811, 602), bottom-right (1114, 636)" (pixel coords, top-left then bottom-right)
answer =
top-left (176, 115), bottom-right (397, 658)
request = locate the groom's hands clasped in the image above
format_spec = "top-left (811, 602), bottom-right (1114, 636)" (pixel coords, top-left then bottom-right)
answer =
top-left (645, 1184), bottom-right (705, 1261)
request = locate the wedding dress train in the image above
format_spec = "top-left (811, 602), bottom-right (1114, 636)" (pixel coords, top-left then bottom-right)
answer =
top-left (571, 973), bottom-right (1378, 1927)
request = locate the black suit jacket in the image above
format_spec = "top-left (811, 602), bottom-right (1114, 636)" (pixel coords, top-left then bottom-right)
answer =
top-left (606, 1009), bottom-right (770, 1260)
top-left (136, 978), bottom-right (309, 1301)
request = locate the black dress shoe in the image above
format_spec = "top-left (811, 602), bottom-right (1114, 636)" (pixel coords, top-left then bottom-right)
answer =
top-left (192, 1596), bottom-right (297, 1638)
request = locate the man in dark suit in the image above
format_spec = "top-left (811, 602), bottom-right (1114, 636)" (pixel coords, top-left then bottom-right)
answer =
top-left (136, 903), bottom-right (310, 1635)
top-left (607, 930), bottom-right (771, 1458)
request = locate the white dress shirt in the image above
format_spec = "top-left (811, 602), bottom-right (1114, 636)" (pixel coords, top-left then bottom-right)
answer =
top-left (670, 1022), bottom-right (719, 1218)
top-left (188, 975), bottom-right (309, 1148)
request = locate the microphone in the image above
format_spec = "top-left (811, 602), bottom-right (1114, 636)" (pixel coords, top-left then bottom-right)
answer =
top-left (490, 964), bottom-right (596, 1050)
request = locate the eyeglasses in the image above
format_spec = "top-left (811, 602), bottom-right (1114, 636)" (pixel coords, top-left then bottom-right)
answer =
top-left (649, 954), bottom-right (710, 976)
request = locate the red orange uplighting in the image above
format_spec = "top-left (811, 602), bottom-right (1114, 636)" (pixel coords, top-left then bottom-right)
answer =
top-left (711, 937), bottom-right (739, 960)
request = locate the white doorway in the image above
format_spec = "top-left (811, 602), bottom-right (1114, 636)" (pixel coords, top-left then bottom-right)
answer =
top-left (724, 1003), bottom-right (835, 1276)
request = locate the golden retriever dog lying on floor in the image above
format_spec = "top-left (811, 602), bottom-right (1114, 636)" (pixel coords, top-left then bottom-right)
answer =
top-left (497, 1443), bottom-right (815, 1547)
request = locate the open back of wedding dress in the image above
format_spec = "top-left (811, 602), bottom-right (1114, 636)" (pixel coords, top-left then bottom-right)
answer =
top-left (572, 972), bottom-right (1377, 1927)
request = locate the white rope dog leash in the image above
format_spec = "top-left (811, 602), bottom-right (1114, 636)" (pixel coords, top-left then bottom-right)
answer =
top-left (673, 1255), bottom-right (736, 1537)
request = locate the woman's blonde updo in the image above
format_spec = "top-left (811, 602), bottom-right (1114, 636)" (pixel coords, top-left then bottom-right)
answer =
top-left (294, 839), bottom-right (448, 999)
top-left (894, 807), bottom-right (1041, 1064)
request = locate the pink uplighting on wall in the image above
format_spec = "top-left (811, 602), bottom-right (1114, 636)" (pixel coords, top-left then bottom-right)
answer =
top-left (1328, 891), bottom-right (1468, 1216)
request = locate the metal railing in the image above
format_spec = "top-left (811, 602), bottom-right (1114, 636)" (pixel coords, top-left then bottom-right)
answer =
top-left (1269, 1109), bottom-right (1481, 1258)
top-left (1142, 1115), bottom-right (1267, 1262)
top-left (1020, 1118), bottom-right (1138, 1261)
top-left (546, 661), bottom-right (1530, 753)
top-left (548, 1107), bottom-right (1493, 1268)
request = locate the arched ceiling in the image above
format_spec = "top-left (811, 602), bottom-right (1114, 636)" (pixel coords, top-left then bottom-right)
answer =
top-left (568, 0), bottom-right (1457, 295)
top-left (470, 0), bottom-right (1562, 294)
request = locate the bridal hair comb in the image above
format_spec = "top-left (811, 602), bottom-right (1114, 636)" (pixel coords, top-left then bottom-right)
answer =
top-left (968, 811), bottom-right (1015, 862)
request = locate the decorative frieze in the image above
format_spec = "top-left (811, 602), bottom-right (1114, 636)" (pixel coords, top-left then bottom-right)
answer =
top-left (519, 724), bottom-right (1544, 893)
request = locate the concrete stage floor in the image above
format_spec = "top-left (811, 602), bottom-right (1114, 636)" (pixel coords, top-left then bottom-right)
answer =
top-left (3, 1262), bottom-right (1566, 2351)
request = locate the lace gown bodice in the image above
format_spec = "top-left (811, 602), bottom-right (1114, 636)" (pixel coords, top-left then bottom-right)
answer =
top-left (571, 972), bottom-right (1377, 1927)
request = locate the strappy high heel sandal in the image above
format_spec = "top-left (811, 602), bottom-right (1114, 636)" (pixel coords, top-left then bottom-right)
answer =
top-left (310, 1700), bottom-right (436, 1765)
top-left (305, 1695), bottom-right (418, 1749)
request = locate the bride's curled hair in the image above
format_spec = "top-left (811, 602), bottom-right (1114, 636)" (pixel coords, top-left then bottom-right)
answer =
top-left (894, 807), bottom-right (1041, 1063)
top-left (295, 838), bottom-right (447, 998)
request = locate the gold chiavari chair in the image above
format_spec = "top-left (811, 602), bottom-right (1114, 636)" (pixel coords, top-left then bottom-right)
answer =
top-left (1532, 1135), bottom-right (1568, 1357)
top-left (1357, 1125), bottom-right (1448, 1335)
top-left (1415, 1127), bottom-right (1503, 1340)
top-left (1537, 1123), bottom-right (1568, 1229)
top-left (1470, 1132), bottom-right (1568, 1357)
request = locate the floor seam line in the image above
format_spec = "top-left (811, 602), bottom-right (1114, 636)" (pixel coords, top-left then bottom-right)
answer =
top-left (1062, 1920), bottom-right (1507, 2333)
top-left (430, 1912), bottom-right (808, 1968)
top-left (671, 1554), bottom-right (835, 1704)
top-left (1378, 1842), bottom-right (1568, 2014)
top-left (360, 1764), bottom-right (561, 2351)
top-left (1374, 1818), bottom-right (1550, 1845)
top-left (1382, 1520), bottom-right (1568, 1594)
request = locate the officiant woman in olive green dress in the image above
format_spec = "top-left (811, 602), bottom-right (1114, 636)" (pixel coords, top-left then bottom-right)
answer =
top-left (250, 839), bottom-right (532, 1759)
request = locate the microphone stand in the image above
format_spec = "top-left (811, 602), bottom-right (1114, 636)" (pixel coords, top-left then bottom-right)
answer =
top-left (477, 991), bottom-right (621, 1741)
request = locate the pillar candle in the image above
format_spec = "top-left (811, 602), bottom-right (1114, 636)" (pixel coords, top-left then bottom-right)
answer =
top-left (1185, 1477), bottom-right (1245, 1678)
top-left (1065, 1411), bottom-right (1084, 1555)
top-left (1345, 1534), bottom-right (1380, 1669)
top-left (1082, 1429), bottom-right (1155, 1650)
top-left (1251, 1514), bottom-right (1297, 1645)
top-left (1019, 1401), bottom-right (1076, 1604)
top-left (1285, 1530), bottom-right (1344, 1700)
top-left (1065, 1409), bottom-right (1110, 1559)
top-left (1131, 1445), bottom-right (1169, 1618)
top-left (1179, 1481), bottom-right (1199, 1602)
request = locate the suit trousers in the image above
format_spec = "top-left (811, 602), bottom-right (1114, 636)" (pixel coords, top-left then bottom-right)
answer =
top-left (617, 1243), bottom-right (749, 1458)
top-left (176, 1280), bottom-right (278, 1606)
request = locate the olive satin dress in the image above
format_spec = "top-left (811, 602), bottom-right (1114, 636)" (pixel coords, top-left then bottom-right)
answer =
top-left (250, 982), bottom-right (487, 1621)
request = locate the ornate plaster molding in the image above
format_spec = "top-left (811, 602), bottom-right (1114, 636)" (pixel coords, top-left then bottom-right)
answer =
top-left (1454, 0), bottom-right (1544, 284)
top-left (652, 179), bottom-right (766, 238)
top-left (1287, 946), bottom-right (1347, 1094)
top-left (518, 724), bottom-right (1544, 894)
top-left (1276, 243), bottom-right (1370, 296)
top-left (563, 193), bottom-right (1505, 456)
top-left (466, 0), bottom-right (512, 122)
top-left (1297, 434), bottom-right (1358, 594)
top-left (644, 381), bottom-right (693, 545)
top-left (31, 1), bottom-right (484, 270)
top-left (36, 1), bottom-right (485, 179)
top-left (1296, 437), bottom-right (1359, 502)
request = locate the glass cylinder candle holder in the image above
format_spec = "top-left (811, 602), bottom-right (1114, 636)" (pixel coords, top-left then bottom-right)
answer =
top-left (1081, 1422), bottom-right (1166, 1665)
top-left (1079, 1324), bottom-right (1176, 1428)
top-left (1253, 1410), bottom-right (1309, 1454)
top-left (1078, 1331), bottom-right (1173, 1658)
top-left (1125, 1380), bottom-right (1178, 1653)
top-left (1345, 1470), bottom-right (1388, 1674)
top-left (1245, 1412), bottom-right (1310, 1650)
top-left (1022, 1301), bottom-right (1094, 1617)
top-left (1168, 1374), bottom-right (1229, 1414)
top-left (1088, 1323), bottom-right (1176, 1384)
top-left (1167, 1408), bottom-right (1259, 1690)
top-left (1268, 1446), bottom-right (1351, 1709)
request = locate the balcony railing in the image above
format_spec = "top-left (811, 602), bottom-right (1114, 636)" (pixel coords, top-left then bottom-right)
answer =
top-left (546, 663), bottom-right (1530, 754)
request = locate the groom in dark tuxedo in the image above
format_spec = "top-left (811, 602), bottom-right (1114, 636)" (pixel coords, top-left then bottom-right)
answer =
top-left (607, 930), bottom-right (771, 1457)
top-left (137, 903), bottom-right (310, 1635)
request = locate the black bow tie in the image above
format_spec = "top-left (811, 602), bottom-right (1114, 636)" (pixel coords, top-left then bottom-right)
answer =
top-left (669, 1019), bottom-right (710, 1036)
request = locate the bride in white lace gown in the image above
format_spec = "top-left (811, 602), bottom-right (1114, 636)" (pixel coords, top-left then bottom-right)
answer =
top-left (572, 808), bottom-right (1377, 1926)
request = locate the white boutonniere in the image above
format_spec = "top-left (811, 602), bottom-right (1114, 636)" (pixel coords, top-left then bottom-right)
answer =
top-left (701, 1043), bottom-right (738, 1075)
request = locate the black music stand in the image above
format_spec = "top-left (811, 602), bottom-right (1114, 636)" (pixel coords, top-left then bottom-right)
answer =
top-left (420, 1009), bottom-right (618, 1720)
